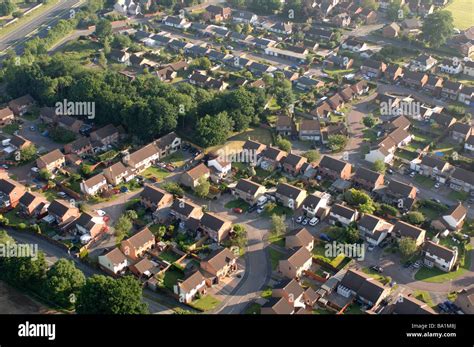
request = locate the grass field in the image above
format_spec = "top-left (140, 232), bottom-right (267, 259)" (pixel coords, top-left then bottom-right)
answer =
top-left (189, 295), bottom-right (221, 312)
top-left (446, 0), bottom-right (474, 30)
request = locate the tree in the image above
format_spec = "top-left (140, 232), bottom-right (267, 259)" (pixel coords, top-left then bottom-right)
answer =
top-left (196, 112), bottom-right (233, 147)
top-left (190, 57), bottom-right (212, 70)
top-left (373, 159), bottom-right (386, 174)
top-left (0, 229), bottom-right (13, 244)
top-left (264, 202), bottom-right (277, 214)
top-left (125, 210), bottom-right (138, 221)
top-left (276, 137), bottom-right (292, 152)
top-left (44, 259), bottom-right (86, 308)
top-left (96, 19), bottom-right (112, 40)
top-left (403, 211), bottom-right (425, 225)
top-left (0, 0), bottom-right (16, 16)
top-left (39, 168), bottom-right (52, 181)
top-left (80, 164), bottom-right (93, 176)
top-left (303, 149), bottom-right (320, 162)
top-left (422, 11), bottom-right (454, 48)
top-left (344, 189), bottom-right (376, 214)
top-left (361, 0), bottom-right (378, 10)
top-left (270, 214), bottom-right (286, 236)
top-left (162, 182), bottom-right (184, 197)
top-left (76, 275), bottom-right (148, 314)
top-left (345, 225), bottom-right (360, 243)
top-left (98, 51), bottom-right (107, 68)
top-left (328, 134), bottom-right (348, 152)
top-left (363, 115), bottom-right (376, 128)
top-left (194, 176), bottom-right (210, 198)
top-left (387, 0), bottom-right (409, 21)
top-left (379, 203), bottom-right (398, 217)
top-left (19, 144), bottom-right (37, 163)
top-left (114, 215), bottom-right (132, 241)
top-left (399, 237), bottom-right (417, 258)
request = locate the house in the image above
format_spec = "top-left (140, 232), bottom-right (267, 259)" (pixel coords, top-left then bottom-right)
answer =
top-left (90, 124), bottom-right (120, 149)
top-left (403, 71), bottom-right (428, 88)
top-left (442, 203), bottom-right (467, 231)
top-left (130, 258), bottom-right (159, 279)
top-left (459, 86), bottom-right (474, 106)
top-left (301, 191), bottom-right (330, 218)
top-left (358, 214), bottom-right (394, 245)
top-left (340, 38), bottom-right (367, 52)
top-left (174, 270), bottom-right (206, 303)
top-left (337, 269), bottom-right (390, 308)
top-left (328, 93), bottom-right (345, 110)
top-left (264, 46), bottom-right (307, 63)
top-left (278, 246), bottom-right (312, 279)
top-left (154, 132), bottom-right (181, 158)
top-left (140, 184), bottom-right (173, 212)
top-left (109, 49), bottom-right (131, 65)
top-left (431, 112), bottom-right (457, 128)
top-left (19, 191), bottom-right (48, 217)
top-left (401, 18), bottom-right (422, 35)
top-left (0, 107), bottom-right (14, 127)
top-left (181, 163), bottom-right (210, 189)
top-left (170, 198), bottom-right (203, 222)
top-left (298, 119), bottom-right (321, 141)
top-left (200, 212), bottom-right (232, 243)
top-left (114, 0), bottom-right (141, 15)
top-left (8, 95), bottom-right (35, 116)
top-left (339, 86), bottom-right (355, 103)
top-left (393, 221), bottom-right (425, 246)
top-left (282, 154), bottom-right (307, 176)
top-left (317, 156), bottom-right (352, 181)
top-left (9, 134), bottom-right (32, 151)
top-left (294, 76), bottom-right (324, 91)
top-left (352, 167), bottom-right (384, 192)
top-left (36, 149), bottom-right (65, 173)
top-left (360, 8), bottom-right (378, 24)
top-left (285, 228), bottom-right (314, 251)
top-left (332, 12), bottom-right (351, 27)
top-left (123, 142), bottom-right (160, 173)
top-left (463, 60), bottom-right (474, 77)
top-left (47, 199), bottom-right (80, 225)
top-left (361, 59), bottom-right (387, 78)
top-left (64, 137), bottom-right (93, 156)
top-left (39, 107), bottom-right (57, 124)
top-left (411, 55), bottom-right (438, 72)
top-left (351, 80), bottom-right (369, 95)
top-left (261, 296), bottom-right (295, 315)
top-left (260, 147), bottom-right (287, 171)
top-left (383, 22), bottom-right (400, 38)
top-left (163, 16), bottom-right (191, 29)
top-left (365, 139), bottom-right (396, 164)
top-left (207, 156), bottom-right (231, 181)
top-left (465, 135), bottom-right (474, 152)
top-left (80, 174), bottom-right (107, 196)
top-left (386, 179), bottom-right (417, 201)
top-left (57, 115), bottom-right (83, 134)
top-left (233, 179), bottom-right (266, 205)
top-left (423, 241), bottom-right (458, 272)
top-left (450, 122), bottom-right (472, 142)
top-left (232, 10), bottom-right (258, 24)
top-left (275, 183), bottom-right (307, 210)
top-left (75, 212), bottom-right (105, 239)
top-left (441, 80), bottom-right (463, 100)
top-left (269, 21), bottom-right (292, 35)
top-left (312, 102), bottom-right (333, 118)
top-left (200, 247), bottom-right (237, 284)
top-left (306, 27), bottom-right (334, 42)
top-left (454, 285), bottom-right (474, 314)
top-left (329, 203), bottom-right (358, 226)
top-left (120, 227), bottom-right (155, 260)
top-left (438, 58), bottom-right (463, 75)
top-left (450, 167), bottom-right (474, 193)
top-left (423, 75), bottom-right (444, 97)
top-left (0, 178), bottom-right (26, 209)
top-left (416, 155), bottom-right (451, 182)
top-left (98, 248), bottom-right (129, 275)
top-left (205, 5), bottom-right (232, 22)
top-left (242, 139), bottom-right (266, 156)
top-left (386, 294), bottom-right (436, 314)
top-left (323, 55), bottom-right (354, 70)
top-left (103, 162), bottom-right (134, 186)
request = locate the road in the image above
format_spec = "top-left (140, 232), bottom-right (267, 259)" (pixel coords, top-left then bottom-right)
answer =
top-left (0, 0), bottom-right (83, 57)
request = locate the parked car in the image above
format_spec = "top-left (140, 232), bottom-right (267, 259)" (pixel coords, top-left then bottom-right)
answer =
top-left (302, 218), bottom-right (309, 226)
top-left (367, 244), bottom-right (375, 252)
top-left (296, 215), bottom-right (303, 223)
top-left (409, 171), bottom-right (416, 178)
top-left (319, 233), bottom-right (331, 242)
top-left (434, 182), bottom-right (441, 189)
top-left (387, 168), bottom-right (394, 175)
top-left (57, 192), bottom-right (67, 198)
top-left (412, 261), bottom-right (421, 269)
top-left (31, 167), bottom-right (39, 173)
top-left (96, 210), bottom-right (106, 217)
top-left (437, 302), bottom-right (449, 312)
top-left (233, 207), bottom-right (243, 214)
top-left (309, 217), bottom-right (319, 226)
top-left (248, 205), bottom-right (258, 213)
top-left (120, 186), bottom-right (129, 193)
top-left (256, 206), bottom-right (264, 214)
top-left (370, 265), bottom-right (383, 273)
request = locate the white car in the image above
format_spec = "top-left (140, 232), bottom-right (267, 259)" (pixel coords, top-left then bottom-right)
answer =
top-left (434, 182), bottom-right (441, 189)
top-left (309, 217), bottom-right (319, 226)
top-left (409, 172), bottom-right (416, 178)
top-left (257, 207), bottom-right (264, 214)
top-left (96, 210), bottom-right (106, 217)
top-left (31, 167), bottom-right (39, 173)
top-left (257, 196), bottom-right (268, 206)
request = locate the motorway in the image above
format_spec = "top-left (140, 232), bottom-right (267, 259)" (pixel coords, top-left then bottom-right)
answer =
top-left (0, 0), bottom-right (83, 57)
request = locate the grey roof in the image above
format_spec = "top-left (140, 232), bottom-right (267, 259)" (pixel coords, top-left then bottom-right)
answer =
top-left (276, 182), bottom-right (304, 199)
top-left (331, 203), bottom-right (356, 219)
top-left (423, 241), bottom-right (456, 263)
top-left (235, 178), bottom-right (263, 196)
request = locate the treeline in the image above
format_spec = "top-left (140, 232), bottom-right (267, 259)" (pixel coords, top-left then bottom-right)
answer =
top-left (0, 230), bottom-right (148, 313)
top-left (2, 55), bottom-right (269, 146)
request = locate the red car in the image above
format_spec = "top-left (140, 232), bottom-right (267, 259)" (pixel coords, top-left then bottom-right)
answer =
top-left (233, 208), bottom-right (243, 214)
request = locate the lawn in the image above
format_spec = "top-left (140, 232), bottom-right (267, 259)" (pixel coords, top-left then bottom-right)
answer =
top-left (447, 190), bottom-right (468, 202)
top-left (414, 174), bottom-right (435, 189)
top-left (2, 123), bottom-right (19, 135)
top-left (396, 149), bottom-right (418, 161)
top-left (228, 127), bottom-right (273, 145)
top-left (361, 267), bottom-right (391, 285)
top-left (268, 233), bottom-right (285, 247)
top-left (163, 267), bottom-right (184, 290)
top-left (313, 307), bottom-right (332, 314)
top-left (189, 295), bottom-right (221, 312)
top-left (261, 287), bottom-right (272, 299)
top-left (418, 206), bottom-right (439, 220)
top-left (268, 248), bottom-right (285, 270)
top-left (414, 249), bottom-right (471, 283)
top-left (446, 0), bottom-right (474, 29)
top-left (159, 250), bottom-right (181, 263)
top-left (4, 208), bottom-right (25, 225)
top-left (161, 152), bottom-right (186, 167)
top-left (224, 198), bottom-right (250, 212)
top-left (344, 303), bottom-right (365, 314)
top-left (412, 290), bottom-right (435, 307)
top-left (142, 166), bottom-right (170, 181)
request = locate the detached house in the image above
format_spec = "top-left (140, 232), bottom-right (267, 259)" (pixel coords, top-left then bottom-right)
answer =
top-left (301, 191), bottom-right (330, 218)
top-left (275, 115), bottom-right (294, 136)
top-left (442, 203), bottom-right (467, 231)
top-left (120, 227), bottom-right (155, 260)
top-left (285, 228), bottom-right (314, 251)
top-left (174, 270), bottom-right (206, 303)
top-left (19, 191), bottom-right (48, 217)
top-left (80, 174), bottom-right (107, 196)
top-left (233, 179), bottom-right (266, 205)
top-left (140, 184), bottom-right (173, 213)
top-left (0, 178), bottom-right (26, 209)
top-left (98, 248), bottom-right (129, 276)
top-left (232, 10), bottom-right (258, 24)
top-left (163, 16), bottom-right (191, 29)
top-left (181, 163), bottom-right (210, 189)
top-left (465, 135), bottom-right (474, 152)
top-left (383, 22), bottom-right (400, 38)
top-left (329, 203), bottom-right (358, 226)
top-left (352, 167), bottom-right (384, 192)
top-left (36, 149), bottom-right (65, 173)
top-left (123, 142), bottom-right (160, 173)
top-left (200, 247), bottom-right (237, 284)
top-left (47, 199), bottom-right (80, 226)
top-left (358, 214), bottom-right (394, 245)
top-left (298, 119), bottom-right (321, 141)
top-left (75, 212), bottom-right (105, 239)
top-left (423, 241), bottom-right (458, 272)
top-left (275, 183), bottom-right (307, 210)
top-left (207, 156), bottom-right (231, 182)
top-left (8, 95), bottom-right (35, 116)
top-left (278, 246), bottom-right (312, 279)
top-left (317, 155), bottom-right (352, 181)
top-left (282, 154), bottom-right (307, 176)
top-left (200, 212), bottom-right (232, 243)
top-left (103, 162), bottom-right (134, 186)
top-left (170, 198), bottom-right (203, 222)
top-left (205, 5), bottom-right (232, 22)
top-left (439, 58), bottom-right (463, 75)
top-left (0, 107), bottom-right (14, 127)
top-left (260, 147), bottom-right (287, 171)
top-left (393, 221), bottom-right (426, 246)
top-left (337, 269), bottom-right (390, 308)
